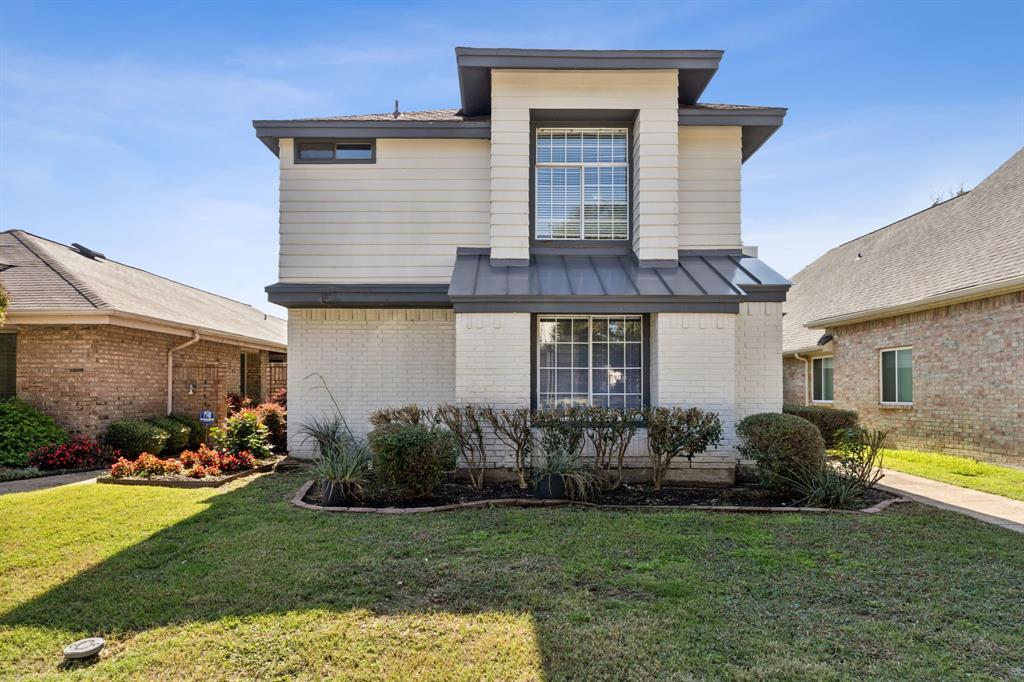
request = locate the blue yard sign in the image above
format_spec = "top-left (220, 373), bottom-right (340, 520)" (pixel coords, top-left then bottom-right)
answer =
top-left (199, 409), bottom-right (215, 426)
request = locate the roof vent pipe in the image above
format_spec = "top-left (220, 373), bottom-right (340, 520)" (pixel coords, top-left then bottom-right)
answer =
top-left (71, 243), bottom-right (106, 260)
top-left (393, 100), bottom-right (400, 118)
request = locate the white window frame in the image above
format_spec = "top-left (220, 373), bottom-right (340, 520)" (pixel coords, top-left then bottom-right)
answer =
top-left (535, 315), bottom-right (643, 410)
top-left (534, 128), bottom-right (630, 241)
top-left (879, 346), bottom-right (913, 406)
top-left (811, 355), bottom-right (834, 404)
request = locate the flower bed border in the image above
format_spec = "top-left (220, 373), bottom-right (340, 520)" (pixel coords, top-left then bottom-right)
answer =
top-left (97, 457), bottom-right (285, 489)
top-left (290, 480), bottom-right (909, 515)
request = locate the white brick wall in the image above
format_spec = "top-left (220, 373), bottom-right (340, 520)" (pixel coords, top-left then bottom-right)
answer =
top-left (735, 302), bottom-right (784, 420)
top-left (454, 312), bottom-right (531, 406)
top-left (287, 309), bottom-right (455, 456)
top-left (651, 312), bottom-right (738, 450)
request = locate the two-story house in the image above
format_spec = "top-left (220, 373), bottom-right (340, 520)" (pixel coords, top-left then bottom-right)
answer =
top-left (254, 47), bottom-right (790, 483)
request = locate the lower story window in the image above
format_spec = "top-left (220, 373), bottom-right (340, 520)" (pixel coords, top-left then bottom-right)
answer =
top-left (0, 333), bottom-right (14, 400)
top-left (812, 356), bottom-right (833, 402)
top-left (536, 315), bottom-right (643, 410)
top-left (880, 347), bottom-right (912, 404)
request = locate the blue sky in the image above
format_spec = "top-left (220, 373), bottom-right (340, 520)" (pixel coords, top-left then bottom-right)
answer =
top-left (1, 0), bottom-right (1021, 316)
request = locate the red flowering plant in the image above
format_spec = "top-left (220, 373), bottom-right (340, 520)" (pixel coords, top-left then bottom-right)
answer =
top-left (28, 437), bottom-right (120, 471)
top-left (178, 444), bottom-right (255, 476)
top-left (180, 444), bottom-right (222, 469)
top-left (131, 453), bottom-right (180, 477)
top-left (110, 457), bottom-right (135, 478)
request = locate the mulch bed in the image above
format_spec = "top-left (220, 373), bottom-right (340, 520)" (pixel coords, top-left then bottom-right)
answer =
top-left (299, 478), bottom-right (896, 512)
top-left (97, 457), bottom-right (285, 489)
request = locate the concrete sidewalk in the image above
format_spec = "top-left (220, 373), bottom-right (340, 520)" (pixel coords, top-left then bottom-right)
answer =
top-left (878, 468), bottom-right (1024, 534)
top-left (0, 470), bottom-right (99, 496)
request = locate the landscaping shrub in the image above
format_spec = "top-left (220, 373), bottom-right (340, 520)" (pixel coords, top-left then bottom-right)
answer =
top-left (435, 404), bottom-right (488, 489)
top-left (585, 407), bottom-right (641, 489)
top-left (210, 410), bottom-right (272, 458)
top-left (783, 404), bottom-right (859, 449)
top-left (300, 410), bottom-right (371, 504)
top-left (170, 414), bottom-right (206, 449)
top-left (736, 413), bottom-right (826, 491)
top-left (369, 423), bottom-right (457, 498)
top-left (0, 399), bottom-right (68, 467)
top-left (482, 406), bottom-right (533, 489)
top-left (27, 437), bottom-right (119, 471)
top-left (370, 404), bottom-right (436, 428)
top-left (643, 407), bottom-right (724, 489)
top-left (103, 419), bottom-right (169, 459)
top-left (250, 403), bottom-right (287, 452)
top-left (147, 416), bottom-right (190, 452)
top-left (110, 453), bottom-right (181, 478)
top-left (533, 406), bottom-right (588, 460)
top-left (226, 392), bottom-right (252, 414)
top-left (268, 387), bottom-right (287, 408)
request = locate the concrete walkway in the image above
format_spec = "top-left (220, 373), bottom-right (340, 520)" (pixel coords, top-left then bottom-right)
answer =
top-left (0, 470), bottom-right (99, 496)
top-left (878, 468), bottom-right (1024, 534)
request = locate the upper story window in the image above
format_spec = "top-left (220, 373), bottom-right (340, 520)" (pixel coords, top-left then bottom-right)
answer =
top-left (812, 356), bottom-right (833, 402)
top-left (296, 141), bottom-right (375, 164)
top-left (535, 128), bottom-right (629, 240)
top-left (880, 347), bottom-right (912, 405)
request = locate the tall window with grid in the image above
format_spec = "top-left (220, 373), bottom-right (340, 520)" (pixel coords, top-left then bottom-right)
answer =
top-left (537, 316), bottom-right (643, 410)
top-left (535, 129), bottom-right (629, 240)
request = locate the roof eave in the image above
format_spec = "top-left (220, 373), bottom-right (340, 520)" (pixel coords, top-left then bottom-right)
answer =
top-left (804, 275), bottom-right (1024, 329)
top-left (678, 107), bottom-right (787, 161)
top-left (251, 119), bottom-right (492, 157)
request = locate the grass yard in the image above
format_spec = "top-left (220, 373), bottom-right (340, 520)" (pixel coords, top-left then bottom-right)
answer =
top-left (1, 471), bottom-right (1021, 681)
top-left (883, 449), bottom-right (1024, 502)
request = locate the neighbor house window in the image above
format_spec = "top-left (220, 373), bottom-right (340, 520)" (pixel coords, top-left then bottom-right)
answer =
top-left (296, 141), bottom-right (375, 163)
top-left (880, 347), bottom-right (912, 404)
top-left (537, 316), bottom-right (643, 409)
top-left (812, 356), bottom-right (834, 402)
top-left (535, 128), bottom-right (629, 240)
top-left (0, 334), bottom-right (14, 400)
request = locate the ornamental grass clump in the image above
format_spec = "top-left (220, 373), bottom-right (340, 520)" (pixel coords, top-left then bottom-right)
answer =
top-left (791, 426), bottom-right (888, 508)
top-left (532, 406), bottom-right (599, 500)
top-left (643, 407), bottom-right (723, 489)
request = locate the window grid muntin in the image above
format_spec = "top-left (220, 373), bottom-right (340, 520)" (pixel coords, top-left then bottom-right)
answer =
top-left (880, 347), bottom-right (913, 405)
top-left (537, 315), bottom-right (642, 410)
top-left (535, 128), bottom-right (629, 240)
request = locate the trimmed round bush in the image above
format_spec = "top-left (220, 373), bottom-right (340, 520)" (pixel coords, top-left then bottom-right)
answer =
top-left (783, 404), bottom-right (859, 449)
top-left (170, 414), bottom-right (206, 449)
top-left (0, 398), bottom-right (68, 467)
top-left (736, 413), bottom-right (826, 491)
top-left (368, 423), bottom-right (458, 498)
top-left (147, 416), bottom-right (190, 452)
top-left (104, 419), bottom-right (169, 458)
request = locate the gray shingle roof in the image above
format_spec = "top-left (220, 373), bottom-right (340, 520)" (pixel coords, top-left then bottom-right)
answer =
top-left (782, 147), bottom-right (1024, 353)
top-left (0, 230), bottom-right (286, 347)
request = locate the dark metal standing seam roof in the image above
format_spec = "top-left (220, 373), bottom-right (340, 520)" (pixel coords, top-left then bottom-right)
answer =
top-left (448, 248), bottom-right (790, 313)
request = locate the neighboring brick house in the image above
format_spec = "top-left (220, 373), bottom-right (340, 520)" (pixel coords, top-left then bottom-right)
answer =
top-left (0, 230), bottom-right (287, 436)
top-left (782, 148), bottom-right (1023, 467)
top-left (255, 47), bottom-right (792, 483)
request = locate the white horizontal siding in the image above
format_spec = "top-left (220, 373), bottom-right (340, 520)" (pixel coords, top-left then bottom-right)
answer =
top-left (278, 137), bottom-right (491, 284)
top-left (678, 127), bottom-right (743, 249)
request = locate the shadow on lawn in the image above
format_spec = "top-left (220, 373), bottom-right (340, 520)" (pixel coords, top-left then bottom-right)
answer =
top-left (3, 470), bottom-right (1022, 679)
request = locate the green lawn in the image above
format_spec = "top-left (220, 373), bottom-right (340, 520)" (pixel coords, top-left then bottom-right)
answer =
top-left (882, 449), bottom-right (1024, 502)
top-left (1, 471), bottom-right (1021, 681)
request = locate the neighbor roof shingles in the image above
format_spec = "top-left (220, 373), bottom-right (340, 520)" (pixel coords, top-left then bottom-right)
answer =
top-left (782, 147), bottom-right (1024, 353)
top-left (0, 230), bottom-right (286, 347)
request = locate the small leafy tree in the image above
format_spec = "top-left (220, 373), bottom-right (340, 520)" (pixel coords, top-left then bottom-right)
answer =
top-left (0, 286), bottom-right (7, 325)
top-left (482, 406), bottom-right (532, 489)
top-left (643, 407), bottom-right (723, 489)
top-left (435, 403), bottom-right (488, 489)
top-left (585, 407), bottom-right (640, 488)
top-left (533, 405), bottom-right (587, 460)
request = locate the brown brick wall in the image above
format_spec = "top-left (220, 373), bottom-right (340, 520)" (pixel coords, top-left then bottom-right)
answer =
top-left (783, 356), bottom-right (807, 406)
top-left (824, 291), bottom-right (1023, 466)
top-left (15, 324), bottom-right (268, 437)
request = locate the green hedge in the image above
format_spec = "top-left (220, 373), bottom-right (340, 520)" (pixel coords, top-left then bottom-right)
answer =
top-left (104, 420), bottom-right (169, 458)
top-left (146, 416), bottom-right (190, 452)
top-left (0, 399), bottom-right (68, 467)
top-left (170, 414), bottom-right (206, 449)
top-left (783, 404), bottom-right (859, 449)
top-left (369, 423), bottom-right (457, 498)
top-left (737, 413), bottom-right (825, 491)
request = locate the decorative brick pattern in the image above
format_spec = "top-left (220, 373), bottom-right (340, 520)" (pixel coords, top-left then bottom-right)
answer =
top-left (286, 309), bottom-right (456, 455)
top-left (14, 324), bottom-right (264, 437)
top-left (784, 292), bottom-right (1023, 466)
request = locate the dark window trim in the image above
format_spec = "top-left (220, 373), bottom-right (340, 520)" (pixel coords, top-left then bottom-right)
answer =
top-left (294, 138), bottom-right (376, 165)
top-left (529, 116), bottom-right (637, 247)
top-left (0, 332), bottom-right (15, 401)
top-left (529, 312), bottom-right (651, 411)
